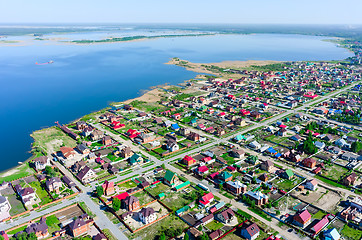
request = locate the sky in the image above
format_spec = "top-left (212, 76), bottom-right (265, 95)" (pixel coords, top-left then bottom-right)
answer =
top-left (1, 0), bottom-right (362, 25)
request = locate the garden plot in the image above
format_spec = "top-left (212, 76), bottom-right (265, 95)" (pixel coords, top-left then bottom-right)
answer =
top-left (321, 164), bottom-right (349, 181)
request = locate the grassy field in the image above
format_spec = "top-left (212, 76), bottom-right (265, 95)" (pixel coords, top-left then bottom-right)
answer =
top-left (28, 180), bottom-right (52, 205)
top-left (205, 220), bottom-right (224, 231)
top-left (128, 214), bottom-right (188, 240)
top-left (321, 165), bottom-right (349, 181)
top-left (341, 224), bottom-right (362, 240)
top-left (0, 163), bottom-right (34, 183)
top-left (31, 126), bottom-right (77, 154)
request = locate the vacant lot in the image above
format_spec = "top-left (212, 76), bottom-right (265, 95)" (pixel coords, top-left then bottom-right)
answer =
top-left (132, 191), bottom-right (154, 206)
top-left (321, 164), bottom-right (349, 181)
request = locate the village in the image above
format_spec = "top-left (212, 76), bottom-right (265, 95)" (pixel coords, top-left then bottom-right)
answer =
top-left (1, 59), bottom-right (362, 240)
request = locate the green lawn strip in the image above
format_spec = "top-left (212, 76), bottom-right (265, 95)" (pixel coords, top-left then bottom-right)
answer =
top-left (248, 207), bottom-right (272, 222)
top-left (79, 202), bottom-right (96, 218)
top-left (312, 211), bottom-right (326, 219)
top-left (102, 229), bottom-right (117, 240)
top-left (7, 225), bottom-right (27, 235)
top-left (314, 175), bottom-right (350, 190)
top-left (341, 224), bottom-right (362, 240)
top-left (205, 220), bottom-right (224, 231)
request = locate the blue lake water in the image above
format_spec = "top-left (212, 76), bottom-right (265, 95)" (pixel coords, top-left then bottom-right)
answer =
top-left (0, 33), bottom-right (353, 171)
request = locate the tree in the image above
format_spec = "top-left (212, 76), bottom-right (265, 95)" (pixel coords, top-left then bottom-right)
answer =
top-left (159, 232), bottom-right (166, 240)
top-left (276, 210), bottom-right (281, 215)
top-left (184, 233), bottom-right (190, 240)
top-left (96, 186), bottom-right (104, 197)
top-left (45, 166), bottom-right (55, 177)
top-left (198, 233), bottom-right (209, 240)
top-left (218, 183), bottom-right (223, 191)
top-left (351, 141), bottom-right (362, 153)
top-left (112, 198), bottom-right (121, 212)
top-left (161, 163), bottom-right (166, 169)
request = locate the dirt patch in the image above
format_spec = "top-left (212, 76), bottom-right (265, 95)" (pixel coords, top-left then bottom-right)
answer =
top-left (314, 190), bottom-right (341, 212)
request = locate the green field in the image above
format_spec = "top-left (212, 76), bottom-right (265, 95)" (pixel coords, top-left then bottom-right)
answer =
top-left (0, 163), bottom-right (34, 183)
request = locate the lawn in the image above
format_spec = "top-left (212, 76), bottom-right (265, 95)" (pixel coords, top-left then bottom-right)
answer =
top-left (46, 214), bottom-right (61, 233)
top-left (313, 210), bottom-right (325, 219)
top-left (205, 220), bottom-right (224, 231)
top-left (132, 191), bottom-right (153, 206)
top-left (322, 165), bottom-right (349, 181)
top-left (161, 187), bottom-right (198, 211)
top-left (147, 182), bottom-right (170, 197)
top-left (341, 224), bottom-right (362, 240)
top-left (273, 178), bottom-right (302, 192)
top-left (128, 214), bottom-right (188, 240)
top-left (7, 193), bottom-right (27, 216)
top-left (117, 180), bottom-right (137, 189)
top-left (0, 163), bottom-right (35, 183)
top-left (221, 153), bottom-right (236, 165)
top-left (27, 180), bottom-right (52, 205)
top-left (7, 225), bottom-right (27, 235)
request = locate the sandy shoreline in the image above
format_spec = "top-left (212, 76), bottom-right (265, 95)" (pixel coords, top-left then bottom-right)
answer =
top-left (165, 58), bottom-right (282, 74)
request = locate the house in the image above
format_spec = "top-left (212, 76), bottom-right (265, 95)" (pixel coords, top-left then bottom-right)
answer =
top-left (205, 126), bottom-right (215, 134)
top-left (45, 177), bottom-right (63, 193)
top-left (122, 195), bottom-right (140, 211)
top-left (163, 170), bottom-right (178, 186)
top-left (180, 128), bottom-right (191, 136)
top-left (281, 169), bottom-right (294, 180)
top-left (217, 208), bottom-right (235, 224)
top-left (25, 217), bottom-right (49, 239)
top-left (315, 141), bottom-right (325, 149)
top-left (62, 176), bottom-right (76, 188)
top-left (14, 185), bottom-right (37, 207)
top-left (189, 227), bottom-right (203, 239)
top-left (72, 160), bottom-right (86, 172)
top-left (199, 192), bottom-right (214, 207)
top-left (323, 228), bottom-right (340, 240)
top-left (82, 126), bottom-right (94, 137)
top-left (245, 191), bottom-right (268, 205)
top-left (139, 207), bottom-right (157, 224)
top-left (230, 149), bottom-right (245, 158)
top-left (209, 229), bottom-right (223, 240)
top-left (171, 123), bottom-right (180, 131)
top-left (249, 141), bottom-right (261, 150)
top-left (90, 130), bottom-right (104, 141)
top-left (195, 214), bottom-right (214, 227)
top-left (120, 147), bottom-right (133, 158)
top-left (302, 158), bottom-right (317, 168)
top-left (277, 128), bottom-right (287, 137)
top-left (183, 155), bottom-right (196, 166)
top-left (326, 146), bottom-right (341, 154)
top-left (93, 233), bottom-right (107, 240)
top-left (33, 156), bottom-right (50, 171)
top-left (311, 216), bottom-right (329, 235)
top-left (341, 152), bottom-right (358, 161)
top-left (290, 135), bottom-right (302, 142)
top-left (218, 171), bottom-right (233, 182)
top-left (0, 195), bottom-right (11, 221)
top-left (342, 173), bottom-right (358, 186)
top-left (188, 132), bottom-right (200, 141)
top-left (201, 156), bottom-right (215, 165)
top-left (260, 160), bottom-right (274, 172)
top-left (293, 209), bottom-right (311, 228)
top-left (240, 223), bottom-right (260, 240)
top-left (129, 153), bottom-right (143, 165)
top-left (102, 180), bottom-right (115, 196)
top-left (0, 231), bottom-right (8, 240)
top-left (335, 138), bottom-right (351, 149)
top-left (76, 166), bottom-right (96, 183)
top-left (226, 180), bottom-right (246, 195)
top-left (259, 173), bottom-right (268, 182)
top-left (197, 124), bottom-right (206, 130)
top-left (305, 179), bottom-right (318, 191)
top-left (196, 166), bottom-right (209, 175)
top-left (59, 146), bottom-right (76, 159)
top-left (69, 214), bottom-right (93, 237)
top-left (77, 143), bottom-right (90, 155)
top-left (76, 121), bottom-right (87, 130)
top-left (173, 113), bottom-right (181, 120)
top-left (166, 139), bottom-right (179, 152)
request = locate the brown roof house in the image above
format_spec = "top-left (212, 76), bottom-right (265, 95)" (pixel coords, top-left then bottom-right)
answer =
top-left (120, 147), bottom-right (133, 158)
top-left (229, 148), bottom-right (245, 159)
top-left (122, 195), bottom-right (140, 211)
top-left (260, 160), bottom-right (274, 172)
top-left (102, 136), bottom-right (112, 146)
top-left (69, 214), bottom-right (93, 237)
top-left (240, 223), bottom-right (260, 240)
top-left (14, 185), bottom-right (37, 208)
top-left (343, 173), bottom-right (358, 186)
top-left (33, 156), bottom-right (50, 171)
top-left (76, 166), bottom-right (96, 184)
top-left (90, 130), bottom-right (104, 141)
top-left (139, 207), bottom-right (157, 224)
top-left (25, 217), bottom-right (49, 239)
top-left (217, 208), bottom-right (235, 224)
top-left (45, 177), bottom-right (63, 193)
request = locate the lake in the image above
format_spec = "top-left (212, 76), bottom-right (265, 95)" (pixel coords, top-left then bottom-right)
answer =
top-left (0, 33), bottom-right (353, 172)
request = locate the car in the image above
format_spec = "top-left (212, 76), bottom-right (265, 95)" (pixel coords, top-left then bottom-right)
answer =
top-left (288, 229), bottom-right (293, 232)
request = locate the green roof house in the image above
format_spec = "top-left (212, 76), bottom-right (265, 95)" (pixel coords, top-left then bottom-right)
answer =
top-left (158, 193), bottom-right (165, 199)
top-left (218, 171), bottom-right (233, 182)
top-left (164, 170), bottom-right (178, 186)
top-left (281, 169), bottom-right (294, 180)
top-left (174, 181), bottom-right (190, 192)
top-left (234, 134), bottom-right (245, 142)
top-left (129, 153), bottom-right (143, 165)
